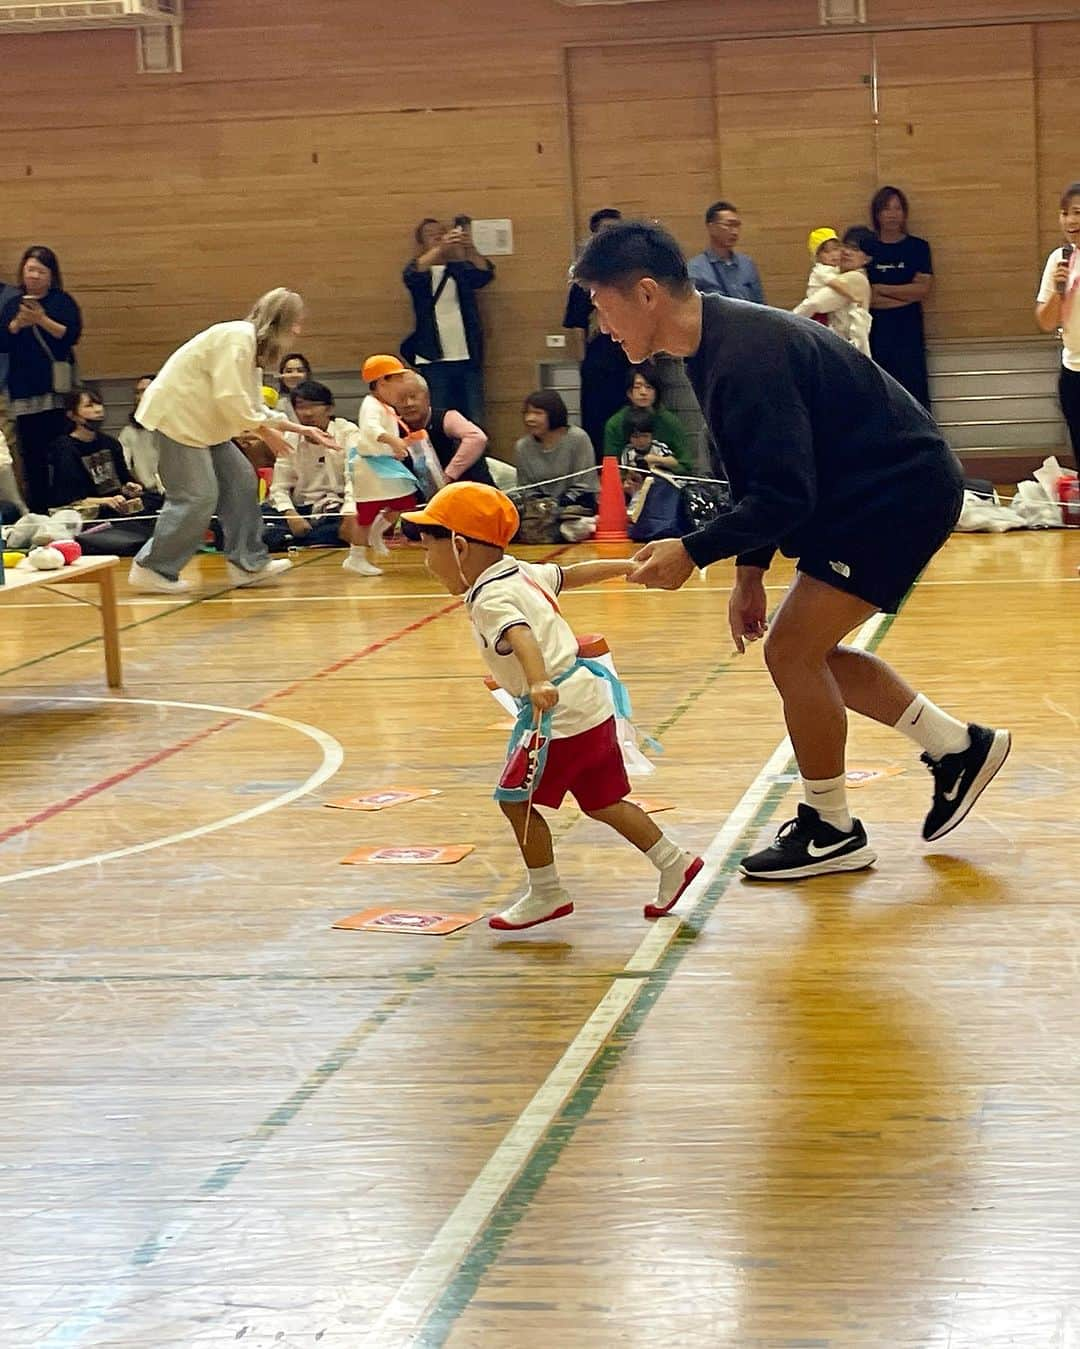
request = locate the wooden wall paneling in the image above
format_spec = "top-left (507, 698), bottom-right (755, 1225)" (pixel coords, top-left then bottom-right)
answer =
top-left (567, 43), bottom-right (717, 252)
top-left (1034, 20), bottom-right (1080, 267)
top-left (874, 25), bottom-right (1038, 339)
top-left (712, 35), bottom-right (877, 311)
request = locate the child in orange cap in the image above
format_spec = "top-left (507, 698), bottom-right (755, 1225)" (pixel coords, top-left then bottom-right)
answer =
top-left (343, 355), bottom-right (420, 576)
top-left (404, 482), bottom-right (703, 931)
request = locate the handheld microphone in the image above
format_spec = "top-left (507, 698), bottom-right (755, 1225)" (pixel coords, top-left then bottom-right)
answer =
top-left (1057, 243), bottom-right (1074, 295)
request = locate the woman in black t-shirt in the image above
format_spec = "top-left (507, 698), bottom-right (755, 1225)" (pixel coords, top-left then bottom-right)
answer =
top-left (867, 187), bottom-right (934, 410)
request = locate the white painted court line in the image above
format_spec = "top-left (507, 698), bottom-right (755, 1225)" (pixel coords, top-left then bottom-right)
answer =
top-left (0, 696), bottom-right (343, 885)
top-left (366, 614), bottom-right (887, 1345)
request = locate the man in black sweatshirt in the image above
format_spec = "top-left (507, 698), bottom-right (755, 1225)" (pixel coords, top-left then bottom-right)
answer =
top-left (573, 220), bottom-right (1010, 882)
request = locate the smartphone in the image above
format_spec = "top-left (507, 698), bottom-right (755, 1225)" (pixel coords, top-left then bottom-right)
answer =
top-left (453, 214), bottom-right (471, 229)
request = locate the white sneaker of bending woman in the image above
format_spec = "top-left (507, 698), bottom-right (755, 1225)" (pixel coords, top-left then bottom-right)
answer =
top-left (225, 558), bottom-right (292, 587)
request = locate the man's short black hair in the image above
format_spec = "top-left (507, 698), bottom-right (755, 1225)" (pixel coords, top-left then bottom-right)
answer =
top-left (842, 225), bottom-right (877, 256)
top-left (291, 379), bottom-right (334, 406)
top-left (625, 407), bottom-right (655, 436)
top-left (572, 219), bottom-right (692, 297)
top-left (523, 388), bottom-right (569, 431)
top-left (705, 200), bottom-right (738, 223)
top-left (588, 207), bottom-right (622, 234)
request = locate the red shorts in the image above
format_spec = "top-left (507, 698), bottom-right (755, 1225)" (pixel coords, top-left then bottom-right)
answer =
top-left (355, 495), bottom-right (416, 526)
top-left (530, 717), bottom-right (630, 812)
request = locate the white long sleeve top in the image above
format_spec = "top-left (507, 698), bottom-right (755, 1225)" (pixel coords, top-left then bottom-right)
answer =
top-left (269, 418), bottom-right (352, 513)
top-left (135, 321), bottom-right (287, 449)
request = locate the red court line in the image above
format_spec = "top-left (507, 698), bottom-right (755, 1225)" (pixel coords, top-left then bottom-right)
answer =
top-left (0, 598), bottom-right (464, 849)
top-left (0, 546), bottom-right (568, 849)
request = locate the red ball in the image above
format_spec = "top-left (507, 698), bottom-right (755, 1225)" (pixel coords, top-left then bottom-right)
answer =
top-left (52, 539), bottom-right (82, 565)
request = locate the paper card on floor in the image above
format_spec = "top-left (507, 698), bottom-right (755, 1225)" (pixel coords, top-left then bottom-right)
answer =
top-left (845, 765), bottom-right (905, 788)
top-left (339, 844), bottom-right (475, 865)
top-left (625, 796), bottom-right (675, 813)
top-left (333, 906), bottom-right (484, 935)
top-left (324, 788), bottom-right (440, 812)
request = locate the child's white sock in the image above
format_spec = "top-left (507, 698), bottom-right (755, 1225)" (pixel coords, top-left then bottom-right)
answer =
top-left (369, 512), bottom-right (391, 555)
top-left (645, 836), bottom-right (682, 872)
top-left (527, 862), bottom-right (561, 896)
top-left (348, 544), bottom-right (365, 559)
top-left (803, 774), bottom-right (853, 832)
top-left (894, 693), bottom-right (971, 760)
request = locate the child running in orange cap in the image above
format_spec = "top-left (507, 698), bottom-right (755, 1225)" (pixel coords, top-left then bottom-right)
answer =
top-left (404, 482), bottom-right (703, 931)
top-left (343, 355), bottom-right (420, 576)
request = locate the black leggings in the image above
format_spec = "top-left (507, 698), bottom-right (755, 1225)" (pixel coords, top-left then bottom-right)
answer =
top-left (1058, 365), bottom-right (1080, 471)
top-left (15, 407), bottom-right (68, 514)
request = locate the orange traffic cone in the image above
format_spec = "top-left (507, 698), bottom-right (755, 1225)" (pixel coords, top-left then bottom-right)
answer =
top-left (594, 455), bottom-right (628, 542)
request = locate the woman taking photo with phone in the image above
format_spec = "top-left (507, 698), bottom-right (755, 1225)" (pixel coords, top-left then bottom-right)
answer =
top-left (401, 216), bottom-right (494, 424)
top-left (0, 245), bottom-right (82, 513)
top-left (130, 288), bottom-right (337, 594)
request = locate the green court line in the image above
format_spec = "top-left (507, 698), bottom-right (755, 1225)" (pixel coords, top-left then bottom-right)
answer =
top-left (416, 607), bottom-right (901, 1345)
top-left (130, 966), bottom-right (435, 1268)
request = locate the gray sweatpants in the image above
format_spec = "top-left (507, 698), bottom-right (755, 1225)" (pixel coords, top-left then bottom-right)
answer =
top-left (135, 435), bottom-right (269, 581)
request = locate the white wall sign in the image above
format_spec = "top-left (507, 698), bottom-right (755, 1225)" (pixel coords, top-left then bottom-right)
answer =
top-left (470, 219), bottom-right (514, 256)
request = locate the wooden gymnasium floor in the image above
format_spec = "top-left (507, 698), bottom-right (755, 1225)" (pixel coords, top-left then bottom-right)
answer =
top-left (1, 527), bottom-right (1077, 1349)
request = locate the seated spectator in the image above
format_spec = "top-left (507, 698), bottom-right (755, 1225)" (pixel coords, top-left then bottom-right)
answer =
top-left (0, 424), bottom-right (26, 521)
top-left (602, 362), bottom-right (694, 472)
top-left (276, 352), bottom-right (312, 419)
top-left (263, 379), bottom-right (349, 549)
top-left (621, 407), bottom-right (683, 474)
top-left (119, 374), bottom-right (165, 494)
top-left (514, 390), bottom-right (597, 505)
top-left (49, 386), bottom-right (151, 520)
top-left (387, 368), bottom-right (493, 500)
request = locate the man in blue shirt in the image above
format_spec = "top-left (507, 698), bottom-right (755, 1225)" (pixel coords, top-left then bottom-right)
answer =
top-left (687, 200), bottom-right (765, 304)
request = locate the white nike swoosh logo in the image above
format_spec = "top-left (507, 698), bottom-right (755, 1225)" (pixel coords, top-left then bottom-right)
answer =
top-left (806, 838), bottom-right (856, 858)
top-left (943, 774), bottom-right (965, 803)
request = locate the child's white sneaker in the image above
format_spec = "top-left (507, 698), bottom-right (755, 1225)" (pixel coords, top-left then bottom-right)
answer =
top-left (342, 554), bottom-right (382, 576)
top-left (644, 853), bottom-right (703, 919)
top-left (488, 888), bottom-right (574, 931)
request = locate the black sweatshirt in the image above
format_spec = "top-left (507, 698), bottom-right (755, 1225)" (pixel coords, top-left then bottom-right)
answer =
top-left (682, 295), bottom-right (961, 570)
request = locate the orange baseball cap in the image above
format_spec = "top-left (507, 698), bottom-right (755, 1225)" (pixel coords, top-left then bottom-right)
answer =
top-left (362, 354), bottom-right (410, 382)
top-left (402, 482), bottom-right (519, 549)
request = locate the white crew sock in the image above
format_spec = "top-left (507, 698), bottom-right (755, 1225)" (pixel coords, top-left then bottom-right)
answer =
top-left (527, 862), bottom-right (561, 896)
top-left (348, 544), bottom-right (367, 561)
top-left (803, 774), bottom-right (853, 832)
top-left (369, 512), bottom-right (391, 552)
top-left (645, 836), bottom-right (682, 872)
top-left (894, 693), bottom-right (971, 760)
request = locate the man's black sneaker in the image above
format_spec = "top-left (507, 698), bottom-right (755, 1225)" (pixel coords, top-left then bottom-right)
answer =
top-left (921, 723), bottom-right (1011, 842)
top-left (740, 804), bottom-right (877, 881)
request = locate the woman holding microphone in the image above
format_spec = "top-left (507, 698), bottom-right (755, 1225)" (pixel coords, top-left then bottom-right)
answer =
top-left (1035, 181), bottom-right (1080, 473)
top-left (130, 288), bottom-right (336, 594)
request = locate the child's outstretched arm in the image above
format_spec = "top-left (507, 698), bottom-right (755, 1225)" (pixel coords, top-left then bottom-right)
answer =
top-left (559, 558), bottom-right (635, 590)
top-left (504, 625), bottom-right (559, 710)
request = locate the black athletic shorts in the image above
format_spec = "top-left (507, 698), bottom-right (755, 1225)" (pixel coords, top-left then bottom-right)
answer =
top-left (795, 459), bottom-right (963, 613)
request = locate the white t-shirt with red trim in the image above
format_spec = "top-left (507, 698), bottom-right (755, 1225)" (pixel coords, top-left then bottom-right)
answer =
top-left (466, 558), bottom-right (611, 739)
